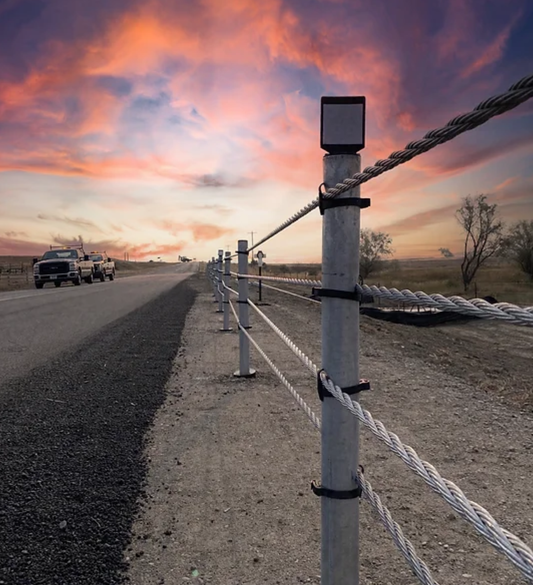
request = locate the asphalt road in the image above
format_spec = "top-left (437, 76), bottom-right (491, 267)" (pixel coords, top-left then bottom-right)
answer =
top-left (0, 263), bottom-right (197, 383)
top-left (0, 263), bottom-right (203, 585)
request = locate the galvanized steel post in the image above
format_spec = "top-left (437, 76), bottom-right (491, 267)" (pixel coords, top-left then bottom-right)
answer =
top-left (216, 249), bottom-right (224, 312)
top-left (234, 240), bottom-right (255, 378)
top-left (321, 154), bottom-right (362, 585)
top-left (211, 256), bottom-right (217, 300)
top-left (207, 259), bottom-right (212, 285)
top-left (220, 251), bottom-right (232, 332)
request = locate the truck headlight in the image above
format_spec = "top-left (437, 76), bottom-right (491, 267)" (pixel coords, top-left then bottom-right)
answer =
top-left (69, 262), bottom-right (77, 270)
top-left (33, 264), bottom-right (40, 273)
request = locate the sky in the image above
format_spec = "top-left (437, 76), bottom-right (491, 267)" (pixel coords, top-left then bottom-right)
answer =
top-left (0, 0), bottom-right (533, 263)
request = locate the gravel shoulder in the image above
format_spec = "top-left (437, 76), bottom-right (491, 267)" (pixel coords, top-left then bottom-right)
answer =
top-left (126, 283), bottom-right (533, 585)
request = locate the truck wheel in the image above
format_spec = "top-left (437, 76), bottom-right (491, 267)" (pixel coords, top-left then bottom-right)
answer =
top-left (108, 271), bottom-right (115, 281)
top-left (84, 272), bottom-right (94, 284)
top-left (35, 283), bottom-right (44, 289)
top-left (73, 272), bottom-right (82, 286)
top-left (99, 272), bottom-right (105, 282)
top-left (54, 281), bottom-right (62, 288)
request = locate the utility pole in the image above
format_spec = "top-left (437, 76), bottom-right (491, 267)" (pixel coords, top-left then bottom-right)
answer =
top-left (249, 232), bottom-right (257, 249)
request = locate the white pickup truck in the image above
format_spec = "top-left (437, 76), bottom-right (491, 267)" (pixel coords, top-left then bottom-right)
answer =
top-left (88, 251), bottom-right (116, 282)
top-left (33, 245), bottom-right (95, 288)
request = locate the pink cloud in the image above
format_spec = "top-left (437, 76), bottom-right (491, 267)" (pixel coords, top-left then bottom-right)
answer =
top-left (461, 16), bottom-right (519, 78)
top-left (0, 236), bottom-right (47, 257)
top-left (155, 220), bottom-right (234, 242)
top-left (378, 203), bottom-right (459, 238)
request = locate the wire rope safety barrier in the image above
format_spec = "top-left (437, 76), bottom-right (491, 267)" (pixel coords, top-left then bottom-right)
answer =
top-left (205, 74), bottom-right (533, 585)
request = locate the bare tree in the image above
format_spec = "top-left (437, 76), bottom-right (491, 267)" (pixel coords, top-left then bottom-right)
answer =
top-left (438, 247), bottom-right (454, 258)
top-left (456, 194), bottom-right (504, 291)
top-left (359, 228), bottom-right (393, 282)
top-left (502, 220), bottom-right (533, 279)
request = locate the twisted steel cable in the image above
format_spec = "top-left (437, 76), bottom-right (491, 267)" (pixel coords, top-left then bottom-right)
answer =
top-left (247, 298), bottom-right (318, 376)
top-left (232, 272), bottom-right (322, 288)
top-left (255, 282), bottom-right (322, 305)
top-left (228, 301), bottom-right (321, 431)
top-left (218, 274), bottom-right (533, 583)
top-left (358, 471), bottom-right (440, 585)
top-left (319, 371), bottom-right (533, 583)
top-left (228, 300), bottom-right (441, 585)
top-left (248, 73), bottom-right (533, 252)
top-left (359, 284), bottom-right (533, 326)
top-left (222, 282), bottom-right (239, 296)
top-left (240, 276), bottom-right (533, 326)
top-left (227, 299), bottom-right (444, 585)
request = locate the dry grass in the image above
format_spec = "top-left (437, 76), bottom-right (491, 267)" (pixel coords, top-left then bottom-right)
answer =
top-left (253, 257), bottom-right (533, 305)
top-left (374, 258), bottom-right (533, 305)
top-left (0, 256), bottom-right (34, 291)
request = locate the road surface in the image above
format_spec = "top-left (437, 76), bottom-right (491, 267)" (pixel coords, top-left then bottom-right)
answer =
top-left (0, 263), bottom-right (197, 383)
top-left (0, 262), bottom-right (202, 585)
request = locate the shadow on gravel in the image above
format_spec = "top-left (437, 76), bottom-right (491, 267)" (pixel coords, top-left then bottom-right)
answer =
top-left (0, 276), bottom-right (202, 585)
top-left (359, 307), bottom-right (477, 327)
top-left (359, 296), bottom-right (499, 328)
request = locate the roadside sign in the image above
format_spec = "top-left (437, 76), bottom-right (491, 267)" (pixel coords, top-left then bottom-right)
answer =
top-left (256, 250), bottom-right (266, 267)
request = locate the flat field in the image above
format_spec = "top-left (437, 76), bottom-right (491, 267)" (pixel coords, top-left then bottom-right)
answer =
top-left (252, 257), bottom-right (533, 305)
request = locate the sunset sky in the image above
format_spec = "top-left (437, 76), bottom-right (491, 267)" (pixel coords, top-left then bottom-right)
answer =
top-left (1, 0), bottom-right (533, 262)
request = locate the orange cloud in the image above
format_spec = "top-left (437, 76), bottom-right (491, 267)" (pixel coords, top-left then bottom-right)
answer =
top-left (125, 242), bottom-right (187, 258)
top-left (48, 234), bottom-right (187, 260)
top-left (155, 220), bottom-right (233, 242)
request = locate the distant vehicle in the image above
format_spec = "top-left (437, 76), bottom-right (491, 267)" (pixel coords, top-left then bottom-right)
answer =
top-left (32, 244), bottom-right (95, 289)
top-left (179, 255), bottom-right (192, 262)
top-left (88, 251), bottom-right (116, 282)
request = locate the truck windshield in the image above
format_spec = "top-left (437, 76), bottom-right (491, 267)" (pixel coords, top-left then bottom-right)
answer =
top-left (89, 254), bottom-right (103, 262)
top-left (42, 250), bottom-right (78, 260)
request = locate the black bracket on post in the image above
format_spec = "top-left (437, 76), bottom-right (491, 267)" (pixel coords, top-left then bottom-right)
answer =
top-left (317, 369), bottom-right (370, 401)
top-left (312, 287), bottom-right (363, 302)
top-left (311, 479), bottom-right (362, 499)
top-left (318, 183), bottom-right (371, 215)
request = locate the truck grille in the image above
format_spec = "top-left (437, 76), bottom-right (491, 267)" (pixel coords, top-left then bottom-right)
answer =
top-left (39, 262), bottom-right (70, 275)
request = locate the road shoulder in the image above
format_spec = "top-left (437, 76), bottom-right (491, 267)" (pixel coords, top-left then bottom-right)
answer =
top-left (125, 290), bottom-right (321, 585)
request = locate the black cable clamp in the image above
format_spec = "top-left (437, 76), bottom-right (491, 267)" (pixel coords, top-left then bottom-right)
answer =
top-left (236, 300), bottom-right (249, 304)
top-left (311, 479), bottom-right (362, 500)
top-left (317, 369), bottom-right (370, 401)
top-left (318, 183), bottom-right (371, 216)
top-left (312, 287), bottom-right (363, 302)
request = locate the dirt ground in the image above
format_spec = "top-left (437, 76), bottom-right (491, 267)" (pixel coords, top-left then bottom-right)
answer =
top-left (125, 279), bottom-right (533, 585)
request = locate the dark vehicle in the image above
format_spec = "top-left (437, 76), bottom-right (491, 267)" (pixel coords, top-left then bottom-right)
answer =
top-left (179, 255), bottom-right (192, 262)
top-left (32, 245), bottom-right (95, 289)
top-left (88, 251), bottom-right (116, 282)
